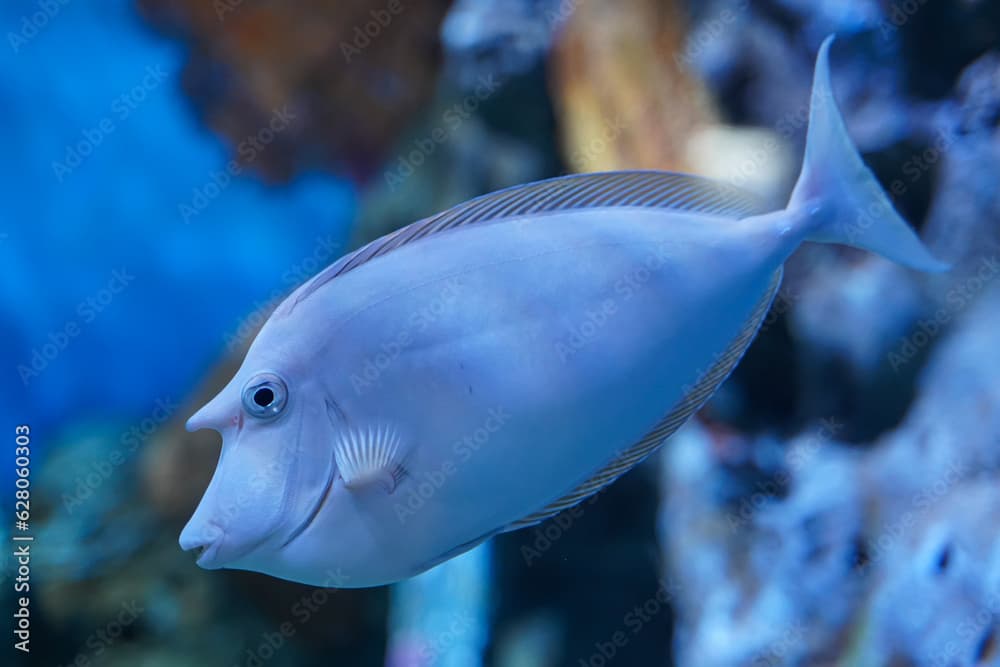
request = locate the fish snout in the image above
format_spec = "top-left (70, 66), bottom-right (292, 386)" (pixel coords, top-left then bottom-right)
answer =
top-left (185, 409), bottom-right (231, 433)
top-left (186, 392), bottom-right (240, 432)
top-left (179, 519), bottom-right (226, 569)
top-left (184, 414), bottom-right (208, 433)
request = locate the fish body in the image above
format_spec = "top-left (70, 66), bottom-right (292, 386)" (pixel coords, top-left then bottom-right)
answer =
top-left (180, 37), bottom-right (947, 587)
top-left (255, 207), bottom-right (784, 584)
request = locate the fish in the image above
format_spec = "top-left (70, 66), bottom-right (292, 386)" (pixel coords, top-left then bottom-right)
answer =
top-left (179, 36), bottom-right (948, 588)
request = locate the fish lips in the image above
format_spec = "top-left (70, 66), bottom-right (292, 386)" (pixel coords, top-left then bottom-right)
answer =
top-left (180, 513), bottom-right (286, 570)
top-left (193, 541), bottom-right (223, 569)
top-left (179, 520), bottom-right (235, 570)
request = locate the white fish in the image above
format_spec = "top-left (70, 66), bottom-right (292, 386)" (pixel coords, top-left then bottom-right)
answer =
top-left (179, 36), bottom-right (947, 588)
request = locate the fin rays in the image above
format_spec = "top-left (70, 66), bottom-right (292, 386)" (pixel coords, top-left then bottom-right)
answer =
top-left (334, 423), bottom-right (407, 493)
top-left (277, 171), bottom-right (769, 316)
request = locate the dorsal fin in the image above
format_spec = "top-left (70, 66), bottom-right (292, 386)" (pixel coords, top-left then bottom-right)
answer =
top-left (277, 171), bottom-right (768, 316)
top-left (502, 267), bottom-right (784, 532)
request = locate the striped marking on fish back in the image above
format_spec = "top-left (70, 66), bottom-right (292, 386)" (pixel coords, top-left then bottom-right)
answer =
top-left (277, 171), bottom-right (768, 316)
top-left (502, 267), bottom-right (784, 532)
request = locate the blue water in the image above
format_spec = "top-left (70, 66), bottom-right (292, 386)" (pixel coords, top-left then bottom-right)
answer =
top-left (0, 0), bottom-right (356, 475)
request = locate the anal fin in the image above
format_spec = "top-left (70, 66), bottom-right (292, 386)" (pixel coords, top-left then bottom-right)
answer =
top-left (412, 528), bottom-right (500, 576)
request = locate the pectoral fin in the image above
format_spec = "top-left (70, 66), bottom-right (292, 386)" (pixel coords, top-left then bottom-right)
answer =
top-left (333, 424), bottom-right (408, 494)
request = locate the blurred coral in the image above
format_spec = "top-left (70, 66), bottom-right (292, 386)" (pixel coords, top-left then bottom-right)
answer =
top-left (137, 0), bottom-right (453, 181)
top-left (549, 0), bottom-right (717, 172)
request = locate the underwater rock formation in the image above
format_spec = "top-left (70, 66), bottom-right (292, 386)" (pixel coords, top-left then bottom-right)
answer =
top-left (657, 6), bottom-right (1000, 664)
top-left (662, 282), bottom-right (1000, 665)
top-left (441, 0), bottom-right (564, 86)
top-left (138, 0), bottom-right (453, 181)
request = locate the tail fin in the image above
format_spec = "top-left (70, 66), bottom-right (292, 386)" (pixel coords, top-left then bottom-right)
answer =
top-left (788, 36), bottom-right (949, 272)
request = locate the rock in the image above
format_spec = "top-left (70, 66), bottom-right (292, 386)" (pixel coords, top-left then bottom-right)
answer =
top-left (138, 0), bottom-right (453, 182)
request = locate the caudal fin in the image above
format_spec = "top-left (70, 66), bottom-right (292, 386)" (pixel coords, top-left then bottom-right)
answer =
top-left (788, 36), bottom-right (949, 273)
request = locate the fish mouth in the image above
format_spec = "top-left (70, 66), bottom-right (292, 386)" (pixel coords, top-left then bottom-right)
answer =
top-left (280, 457), bottom-right (336, 550)
top-left (192, 540), bottom-right (222, 568)
top-left (179, 522), bottom-right (226, 569)
top-left (182, 528), bottom-right (269, 569)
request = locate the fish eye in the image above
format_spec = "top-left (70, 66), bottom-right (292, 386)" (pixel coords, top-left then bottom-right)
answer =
top-left (241, 373), bottom-right (287, 420)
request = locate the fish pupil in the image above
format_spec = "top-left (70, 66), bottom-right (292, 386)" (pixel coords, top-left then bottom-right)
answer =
top-left (254, 387), bottom-right (274, 407)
